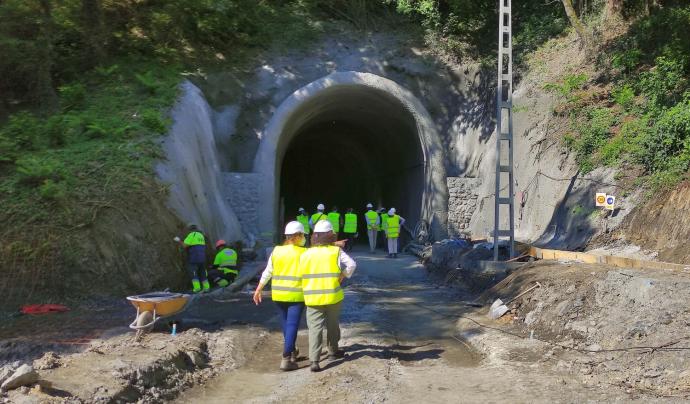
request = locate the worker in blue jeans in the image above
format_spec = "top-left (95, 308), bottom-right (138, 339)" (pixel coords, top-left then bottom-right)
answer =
top-left (252, 221), bottom-right (307, 371)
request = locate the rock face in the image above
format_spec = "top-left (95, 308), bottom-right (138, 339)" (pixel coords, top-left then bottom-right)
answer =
top-left (1, 364), bottom-right (38, 391)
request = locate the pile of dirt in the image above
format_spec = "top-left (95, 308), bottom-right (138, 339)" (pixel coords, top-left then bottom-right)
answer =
top-left (617, 181), bottom-right (690, 264)
top-left (481, 261), bottom-right (690, 397)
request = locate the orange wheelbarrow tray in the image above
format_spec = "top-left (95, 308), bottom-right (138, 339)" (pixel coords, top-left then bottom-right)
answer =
top-left (127, 291), bottom-right (194, 331)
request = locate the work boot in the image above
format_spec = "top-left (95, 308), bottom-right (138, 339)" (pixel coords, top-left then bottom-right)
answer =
top-left (393, 253), bottom-right (398, 258)
top-left (290, 348), bottom-right (300, 362)
top-left (191, 279), bottom-right (201, 293)
top-left (327, 349), bottom-right (345, 361)
top-left (280, 357), bottom-right (298, 371)
top-left (387, 254), bottom-right (393, 258)
top-left (201, 280), bottom-right (211, 293)
top-left (310, 361), bottom-right (321, 372)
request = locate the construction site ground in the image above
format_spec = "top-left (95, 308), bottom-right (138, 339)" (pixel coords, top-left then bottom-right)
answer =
top-left (2, 246), bottom-right (689, 403)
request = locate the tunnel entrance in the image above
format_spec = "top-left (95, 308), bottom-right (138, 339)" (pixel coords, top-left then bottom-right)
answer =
top-left (254, 72), bottom-right (448, 244)
top-left (279, 89), bottom-right (424, 236)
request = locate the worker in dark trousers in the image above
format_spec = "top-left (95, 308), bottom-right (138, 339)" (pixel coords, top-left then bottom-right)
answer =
top-left (174, 223), bottom-right (209, 293)
top-left (342, 207), bottom-right (357, 252)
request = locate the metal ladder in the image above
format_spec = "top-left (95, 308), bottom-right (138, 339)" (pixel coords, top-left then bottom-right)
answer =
top-left (493, 0), bottom-right (516, 260)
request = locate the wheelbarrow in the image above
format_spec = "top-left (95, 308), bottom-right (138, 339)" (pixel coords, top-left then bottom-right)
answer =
top-left (127, 291), bottom-right (194, 340)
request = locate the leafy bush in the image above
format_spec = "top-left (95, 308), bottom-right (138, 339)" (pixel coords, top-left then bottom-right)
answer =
top-left (140, 109), bottom-right (168, 134)
top-left (39, 179), bottom-right (68, 201)
top-left (544, 73), bottom-right (589, 102)
top-left (611, 84), bottom-right (635, 110)
top-left (59, 83), bottom-right (87, 110)
top-left (573, 107), bottom-right (615, 172)
top-left (0, 112), bottom-right (43, 152)
top-left (611, 48), bottom-right (642, 74)
top-left (638, 56), bottom-right (687, 108)
top-left (639, 96), bottom-right (690, 172)
top-left (15, 156), bottom-right (65, 186)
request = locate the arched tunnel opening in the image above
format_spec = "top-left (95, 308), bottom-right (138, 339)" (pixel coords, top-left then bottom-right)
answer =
top-left (278, 86), bottom-right (425, 241)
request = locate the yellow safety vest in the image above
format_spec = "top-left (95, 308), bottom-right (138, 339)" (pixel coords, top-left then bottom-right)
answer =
top-left (365, 210), bottom-right (379, 230)
top-left (296, 214), bottom-right (310, 234)
top-left (385, 215), bottom-right (400, 238)
top-left (379, 214), bottom-right (388, 232)
top-left (343, 213), bottom-right (357, 233)
top-left (300, 245), bottom-right (343, 306)
top-left (214, 248), bottom-right (238, 275)
top-left (271, 244), bottom-right (306, 302)
top-left (327, 212), bottom-right (341, 232)
top-left (311, 212), bottom-right (327, 227)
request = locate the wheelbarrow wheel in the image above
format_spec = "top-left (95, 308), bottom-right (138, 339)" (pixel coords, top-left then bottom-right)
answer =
top-left (134, 310), bottom-right (154, 341)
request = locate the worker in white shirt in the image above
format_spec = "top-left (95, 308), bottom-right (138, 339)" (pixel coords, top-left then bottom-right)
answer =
top-left (364, 203), bottom-right (380, 253)
top-left (299, 220), bottom-right (357, 372)
top-left (383, 208), bottom-right (405, 258)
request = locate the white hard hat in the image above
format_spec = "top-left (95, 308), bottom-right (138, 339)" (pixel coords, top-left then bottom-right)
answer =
top-left (284, 221), bottom-right (305, 235)
top-left (317, 203), bottom-right (325, 211)
top-left (298, 207), bottom-right (305, 212)
top-left (366, 203), bottom-right (373, 208)
top-left (388, 208), bottom-right (396, 215)
top-left (314, 220), bottom-right (333, 233)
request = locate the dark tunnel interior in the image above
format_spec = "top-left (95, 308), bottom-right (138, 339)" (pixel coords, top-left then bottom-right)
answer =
top-left (278, 86), bottom-right (425, 239)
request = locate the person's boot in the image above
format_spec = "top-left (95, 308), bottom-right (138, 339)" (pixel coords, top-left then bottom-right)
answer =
top-left (280, 356), bottom-right (298, 371)
top-left (191, 279), bottom-right (201, 293)
top-left (393, 253), bottom-right (398, 258)
top-left (310, 361), bottom-right (321, 372)
top-left (290, 348), bottom-right (300, 362)
top-left (387, 253), bottom-right (393, 258)
top-left (201, 280), bottom-right (211, 293)
top-left (327, 349), bottom-right (345, 360)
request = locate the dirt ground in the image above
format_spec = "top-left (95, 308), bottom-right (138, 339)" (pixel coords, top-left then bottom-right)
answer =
top-left (2, 247), bottom-right (687, 403)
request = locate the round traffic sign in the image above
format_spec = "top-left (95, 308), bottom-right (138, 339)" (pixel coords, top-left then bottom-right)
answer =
top-left (596, 195), bottom-right (605, 204)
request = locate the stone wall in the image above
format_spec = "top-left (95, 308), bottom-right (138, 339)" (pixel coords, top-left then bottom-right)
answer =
top-left (222, 173), bottom-right (262, 244)
top-left (447, 177), bottom-right (481, 237)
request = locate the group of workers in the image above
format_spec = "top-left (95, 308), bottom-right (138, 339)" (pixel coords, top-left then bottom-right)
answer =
top-left (174, 224), bottom-right (239, 293)
top-left (296, 202), bottom-right (405, 258)
top-left (174, 202), bottom-right (405, 372)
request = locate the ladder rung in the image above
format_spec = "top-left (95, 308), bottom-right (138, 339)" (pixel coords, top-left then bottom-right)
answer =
top-left (499, 165), bottom-right (512, 173)
top-left (499, 133), bottom-right (512, 140)
top-left (500, 101), bottom-right (512, 108)
top-left (495, 230), bottom-right (513, 238)
top-left (497, 197), bottom-right (512, 205)
top-left (502, 74), bottom-right (511, 82)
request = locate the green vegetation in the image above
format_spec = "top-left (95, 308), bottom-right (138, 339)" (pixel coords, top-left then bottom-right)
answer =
top-left (544, 4), bottom-right (690, 188)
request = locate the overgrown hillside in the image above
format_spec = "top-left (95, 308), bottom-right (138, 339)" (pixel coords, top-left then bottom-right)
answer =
top-left (1, 0), bottom-right (687, 307)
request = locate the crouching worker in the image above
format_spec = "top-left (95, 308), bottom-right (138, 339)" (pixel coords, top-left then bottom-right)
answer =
top-left (208, 240), bottom-right (239, 288)
top-left (300, 220), bottom-right (356, 372)
top-left (253, 221), bottom-right (307, 371)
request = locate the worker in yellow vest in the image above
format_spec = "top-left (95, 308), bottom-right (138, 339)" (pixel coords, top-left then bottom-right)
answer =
top-left (309, 203), bottom-right (328, 231)
top-left (342, 207), bottom-right (357, 252)
top-left (296, 207), bottom-right (311, 246)
top-left (253, 221), bottom-right (307, 371)
top-left (383, 208), bottom-right (406, 258)
top-left (327, 206), bottom-right (342, 238)
top-left (174, 224), bottom-right (209, 293)
top-left (364, 203), bottom-right (380, 253)
top-left (378, 207), bottom-right (388, 251)
top-left (300, 220), bottom-right (356, 372)
top-left (207, 240), bottom-right (238, 288)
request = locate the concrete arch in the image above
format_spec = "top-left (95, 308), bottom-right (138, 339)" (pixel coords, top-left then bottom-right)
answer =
top-left (254, 71), bottom-right (448, 242)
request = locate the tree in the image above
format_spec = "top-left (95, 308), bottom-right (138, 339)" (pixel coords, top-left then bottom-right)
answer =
top-left (35, 0), bottom-right (58, 112)
top-left (81, 0), bottom-right (106, 67)
top-left (561, 0), bottom-right (591, 45)
top-left (604, 0), bottom-right (623, 21)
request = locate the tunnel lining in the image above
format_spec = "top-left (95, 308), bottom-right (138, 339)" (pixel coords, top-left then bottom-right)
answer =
top-left (254, 71), bottom-right (448, 243)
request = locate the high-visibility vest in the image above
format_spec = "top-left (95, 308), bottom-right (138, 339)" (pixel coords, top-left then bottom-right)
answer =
top-left (343, 213), bottom-right (357, 233)
top-left (271, 244), bottom-right (306, 302)
top-left (311, 212), bottom-right (327, 227)
top-left (365, 210), bottom-right (379, 230)
top-left (296, 214), bottom-right (310, 234)
top-left (300, 245), bottom-right (343, 306)
top-left (327, 212), bottom-right (341, 232)
top-left (183, 231), bottom-right (205, 246)
top-left (214, 248), bottom-right (238, 275)
top-left (385, 215), bottom-right (400, 238)
top-left (379, 214), bottom-right (388, 232)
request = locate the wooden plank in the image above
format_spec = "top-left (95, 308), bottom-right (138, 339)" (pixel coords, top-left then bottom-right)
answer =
top-left (528, 246), bottom-right (690, 272)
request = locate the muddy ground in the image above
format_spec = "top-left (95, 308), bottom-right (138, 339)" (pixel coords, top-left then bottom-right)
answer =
top-left (2, 247), bottom-right (688, 403)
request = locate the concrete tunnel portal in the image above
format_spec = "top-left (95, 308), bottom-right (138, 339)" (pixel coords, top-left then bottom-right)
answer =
top-left (254, 72), bottom-right (448, 243)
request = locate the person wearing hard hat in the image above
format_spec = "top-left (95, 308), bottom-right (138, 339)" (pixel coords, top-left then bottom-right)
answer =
top-left (174, 224), bottom-right (210, 293)
top-left (299, 220), bottom-right (357, 372)
top-left (296, 208), bottom-right (311, 246)
top-left (309, 203), bottom-right (328, 230)
top-left (364, 203), bottom-right (380, 253)
top-left (378, 207), bottom-right (388, 251)
top-left (207, 240), bottom-right (239, 288)
top-left (342, 207), bottom-right (357, 252)
top-left (327, 206), bottom-right (342, 238)
top-left (383, 208), bottom-right (405, 258)
top-left (253, 221), bottom-right (308, 371)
